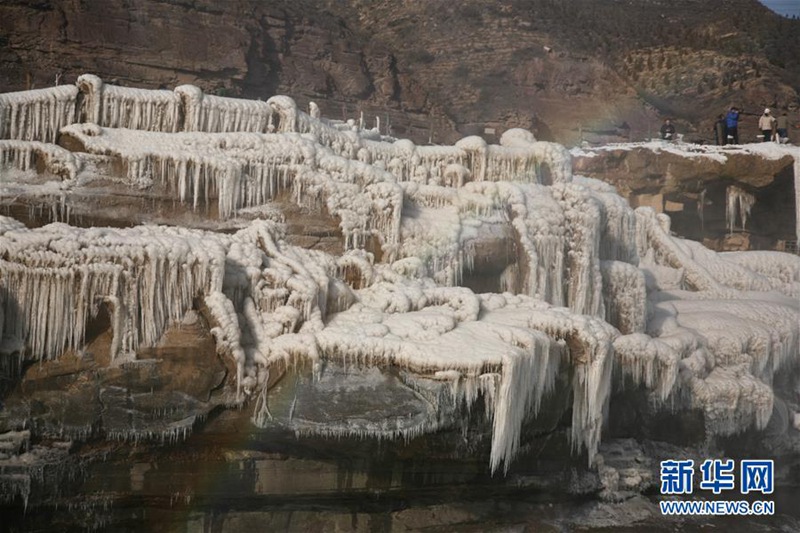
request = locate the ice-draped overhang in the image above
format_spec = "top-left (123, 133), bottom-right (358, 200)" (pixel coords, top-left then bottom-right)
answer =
top-left (0, 76), bottom-right (799, 474)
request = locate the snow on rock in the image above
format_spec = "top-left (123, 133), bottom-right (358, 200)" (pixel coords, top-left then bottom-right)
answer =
top-left (721, 251), bottom-right (800, 286)
top-left (570, 140), bottom-right (795, 164)
top-left (574, 142), bottom-right (800, 245)
top-left (1, 78), bottom-right (799, 475)
top-left (637, 208), bottom-right (785, 294)
top-left (0, 140), bottom-right (79, 181)
top-left (636, 208), bottom-right (725, 293)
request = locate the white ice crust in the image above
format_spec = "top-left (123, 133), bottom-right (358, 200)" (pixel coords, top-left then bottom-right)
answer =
top-left (0, 77), bottom-right (799, 474)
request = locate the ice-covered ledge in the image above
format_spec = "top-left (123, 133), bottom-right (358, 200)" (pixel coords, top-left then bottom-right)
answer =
top-left (572, 141), bottom-right (800, 247)
top-left (0, 77), bottom-right (799, 487)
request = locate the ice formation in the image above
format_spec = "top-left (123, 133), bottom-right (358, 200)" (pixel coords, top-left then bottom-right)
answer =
top-left (0, 220), bottom-right (225, 360)
top-left (175, 84), bottom-right (273, 133)
top-left (795, 155), bottom-right (800, 244)
top-left (77, 74), bottom-right (181, 132)
top-left (0, 86), bottom-right (79, 143)
top-left (0, 140), bottom-right (78, 181)
top-left (1, 76), bottom-right (799, 475)
top-left (572, 141), bottom-right (800, 243)
top-left (726, 185), bottom-right (755, 234)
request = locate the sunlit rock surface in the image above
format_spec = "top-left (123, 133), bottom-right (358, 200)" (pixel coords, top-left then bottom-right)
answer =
top-left (572, 141), bottom-right (800, 251)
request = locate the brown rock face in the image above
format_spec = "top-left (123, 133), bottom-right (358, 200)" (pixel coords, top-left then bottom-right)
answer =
top-left (572, 146), bottom-right (797, 248)
top-left (0, 0), bottom-right (441, 142)
top-left (572, 147), bottom-right (795, 196)
top-left (2, 0), bottom-right (798, 145)
top-left (1, 1), bottom-right (251, 88)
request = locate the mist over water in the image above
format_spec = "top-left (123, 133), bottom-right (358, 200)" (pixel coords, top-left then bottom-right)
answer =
top-left (759, 0), bottom-right (800, 18)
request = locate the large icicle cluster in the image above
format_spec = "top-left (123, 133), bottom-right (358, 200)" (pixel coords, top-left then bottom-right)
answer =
top-left (1, 77), bottom-right (799, 476)
top-left (0, 86), bottom-right (79, 144)
top-left (60, 124), bottom-right (404, 247)
top-left (77, 75), bottom-right (181, 132)
top-left (0, 219), bottom-right (226, 361)
top-left (77, 75), bottom-right (273, 134)
top-left (176, 85), bottom-right (273, 133)
top-left (0, 140), bottom-right (78, 181)
top-left (623, 206), bottom-right (800, 431)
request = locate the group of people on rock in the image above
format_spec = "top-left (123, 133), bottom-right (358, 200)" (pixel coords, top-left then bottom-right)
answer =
top-left (757, 108), bottom-right (790, 143)
top-left (713, 106), bottom-right (790, 145)
top-left (660, 107), bottom-right (792, 145)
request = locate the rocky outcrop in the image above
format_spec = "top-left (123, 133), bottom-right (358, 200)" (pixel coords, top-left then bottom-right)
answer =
top-left (0, 0), bottom-right (440, 142)
top-left (2, 79), bottom-right (800, 531)
top-left (1, 0), bottom-right (798, 145)
top-left (573, 144), bottom-right (794, 195)
top-left (572, 142), bottom-right (799, 250)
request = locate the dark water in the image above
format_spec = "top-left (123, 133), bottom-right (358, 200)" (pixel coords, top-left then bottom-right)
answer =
top-left (2, 420), bottom-right (800, 532)
top-left (760, 0), bottom-right (800, 18)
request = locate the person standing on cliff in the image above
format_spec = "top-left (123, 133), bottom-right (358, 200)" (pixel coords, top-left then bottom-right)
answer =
top-left (759, 108), bottom-right (776, 142)
top-left (714, 114), bottom-right (727, 145)
top-left (776, 110), bottom-right (789, 143)
top-left (660, 118), bottom-right (676, 141)
top-left (725, 107), bottom-right (741, 144)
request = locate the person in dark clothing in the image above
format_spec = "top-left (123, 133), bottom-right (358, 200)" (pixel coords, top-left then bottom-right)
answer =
top-left (714, 114), bottom-right (727, 145)
top-left (776, 111), bottom-right (789, 143)
top-left (660, 118), bottom-right (676, 141)
top-left (725, 107), bottom-right (740, 144)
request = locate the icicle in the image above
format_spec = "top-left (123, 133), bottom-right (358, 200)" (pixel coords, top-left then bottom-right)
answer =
top-left (0, 140), bottom-right (78, 180)
top-left (2, 79), bottom-right (799, 478)
top-left (0, 222), bottom-right (226, 361)
top-left (0, 85), bottom-right (79, 143)
top-left (698, 188), bottom-right (706, 234)
top-left (794, 153), bottom-right (800, 245)
top-left (99, 84), bottom-right (181, 132)
top-left (192, 93), bottom-right (273, 134)
top-left (726, 185), bottom-right (755, 234)
top-left (174, 84), bottom-right (203, 132)
top-left (489, 334), bottom-right (559, 474)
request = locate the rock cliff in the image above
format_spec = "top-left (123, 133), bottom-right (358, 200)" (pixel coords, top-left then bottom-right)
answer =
top-left (1, 0), bottom-right (798, 145)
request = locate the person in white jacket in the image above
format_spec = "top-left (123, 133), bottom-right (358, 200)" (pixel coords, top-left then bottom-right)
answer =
top-left (759, 109), bottom-right (776, 142)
